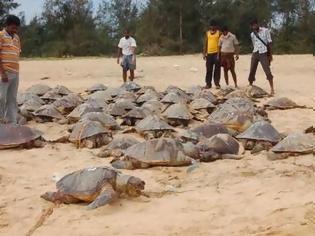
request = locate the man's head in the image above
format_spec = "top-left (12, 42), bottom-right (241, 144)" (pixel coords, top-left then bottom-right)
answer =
top-left (123, 29), bottom-right (130, 39)
top-left (250, 19), bottom-right (259, 31)
top-left (209, 20), bottom-right (218, 32)
top-left (222, 26), bottom-right (229, 36)
top-left (5, 15), bottom-right (20, 35)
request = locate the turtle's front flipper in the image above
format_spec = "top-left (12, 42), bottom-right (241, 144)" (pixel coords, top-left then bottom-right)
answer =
top-left (87, 184), bottom-right (118, 210)
top-left (111, 159), bottom-right (134, 170)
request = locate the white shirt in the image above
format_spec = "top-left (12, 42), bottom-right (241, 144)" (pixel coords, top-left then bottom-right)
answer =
top-left (251, 27), bottom-right (272, 54)
top-left (118, 37), bottom-right (137, 56)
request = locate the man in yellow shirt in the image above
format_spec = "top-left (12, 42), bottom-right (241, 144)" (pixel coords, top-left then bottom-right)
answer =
top-left (0, 15), bottom-right (21, 124)
top-left (203, 21), bottom-right (221, 89)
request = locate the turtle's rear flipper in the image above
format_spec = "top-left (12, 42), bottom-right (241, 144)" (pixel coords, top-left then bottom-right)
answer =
top-left (87, 184), bottom-right (118, 210)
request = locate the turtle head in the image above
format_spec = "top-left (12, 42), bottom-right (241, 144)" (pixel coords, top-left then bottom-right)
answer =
top-left (116, 174), bottom-right (145, 197)
top-left (41, 191), bottom-right (59, 202)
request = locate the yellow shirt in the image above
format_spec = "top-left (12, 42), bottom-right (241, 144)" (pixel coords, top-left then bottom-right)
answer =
top-left (207, 31), bottom-right (220, 54)
top-left (0, 29), bottom-right (21, 73)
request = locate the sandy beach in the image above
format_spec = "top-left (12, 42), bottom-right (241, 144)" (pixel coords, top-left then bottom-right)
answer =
top-left (1, 54), bottom-right (315, 236)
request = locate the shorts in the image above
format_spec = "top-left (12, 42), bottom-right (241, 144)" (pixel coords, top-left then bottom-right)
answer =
top-left (220, 53), bottom-right (235, 70)
top-left (121, 55), bottom-right (136, 71)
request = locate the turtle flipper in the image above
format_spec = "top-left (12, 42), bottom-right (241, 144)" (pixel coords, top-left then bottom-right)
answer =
top-left (87, 184), bottom-right (118, 210)
top-left (111, 160), bottom-right (134, 170)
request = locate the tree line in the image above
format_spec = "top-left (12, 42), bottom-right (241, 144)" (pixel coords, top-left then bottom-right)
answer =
top-left (1, 0), bottom-right (315, 57)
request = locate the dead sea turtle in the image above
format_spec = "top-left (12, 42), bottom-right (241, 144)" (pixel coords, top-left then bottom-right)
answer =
top-left (163, 103), bottom-right (193, 126)
top-left (189, 98), bottom-right (216, 121)
top-left (136, 115), bottom-right (174, 139)
top-left (97, 135), bottom-right (140, 158)
top-left (85, 84), bottom-right (107, 94)
top-left (0, 124), bottom-right (44, 149)
top-left (193, 89), bottom-right (217, 104)
top-left (122, 107), bottom-right (151, 126)
top-left (53, 94), bottom-right (83, 114)
top-left (190, 122), bottom-right (229, 139)
top-left (121, 81), bottom-right (141, 92)
top-left (107, 100), bottom-right (135, 117)
top-left (53, 85), bottom-right (73, 95)
top-left (87, 91), bottom-right (113, 106)
top-left (141, 100), bottom-right (163, 114)
top-left (19, 98), bottom-right (45, 120)
top-left (25, 84), bottom-right (51, 96)
top-left (264, 97), bottom-right (306, 110)
top-left (136, 90), bottom-right (160, 105)
top-left (69, 120), bottom-right (112, 149)
top-left (67, 103), bottom-right (102, 123)
top-left (209, 97), bottom-right (256, 134)
top-left (41, 167), bottom-right (145, 210)
top-left (17, 92), bottom-right (44, 106)
top-left (237, 121), bottom-right (282, 154)
top-left (267, 133), bottom-right (315, 160)
top-left (41, 90), bottom-right (63, 103)
top-left (33, 105), bottom-right (65, 123)
top-left (81, 112), bottom-right (120, 130)
top-left (186, 85), bottom-right (203, 97)
top-left (196, 134), bottom-right (244, 162)
top-left (245, 85), bottom-right (268, 98)
top-left (111, 138), bottom-right (192, 169)
top-left (161, 92), bottom-right (188, 105)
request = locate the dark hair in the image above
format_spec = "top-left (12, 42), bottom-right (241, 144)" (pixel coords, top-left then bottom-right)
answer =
top-left (222, 25), bottom-right (228, 31)
top-left (5, 15), bottom-right (21, 27)
top-left (250, 18), bottom-right (258, 26)
top-left (209, 20), bottom-right (218, 27)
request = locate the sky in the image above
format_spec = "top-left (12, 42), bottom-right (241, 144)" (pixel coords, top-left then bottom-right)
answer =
top-left (12, 0), bottom-right (104, 23)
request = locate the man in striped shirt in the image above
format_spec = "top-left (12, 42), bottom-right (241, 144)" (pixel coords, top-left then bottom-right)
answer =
top-left (0, 15), bottom-right (21, 124)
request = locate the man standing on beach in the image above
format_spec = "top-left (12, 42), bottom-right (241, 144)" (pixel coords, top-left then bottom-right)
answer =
top-left (117, 30), bottom-right (137, 83)
top-left (248, 19), bottom-right (275, 95)
top-left (218, 26), bottom-right (240, 88)
top-left (0, 15), bottom-right (21, 124)
top-left (203, 21), bottom-right (221, 89)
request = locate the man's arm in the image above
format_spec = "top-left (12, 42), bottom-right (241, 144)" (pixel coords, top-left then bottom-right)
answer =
top-left (266, 29), bottom-right (273, 61)
top-left (234, 36), bottom-right (240, 60)
top-left (0, 35), bottom-right (7, 82)
top-left (117, 47), bottom-right (122, 64)
top-left (203, 33), bottom-right (208, 60)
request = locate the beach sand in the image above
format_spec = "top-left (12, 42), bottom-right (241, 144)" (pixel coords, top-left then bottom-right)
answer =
top-left (1, 55), bottom-right (315, 236)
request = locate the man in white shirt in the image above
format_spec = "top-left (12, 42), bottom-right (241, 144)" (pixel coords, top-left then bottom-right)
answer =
top-left (117, 30), bottom-right (137, 83)
top-left (248, 19), bottom-right (275, 95)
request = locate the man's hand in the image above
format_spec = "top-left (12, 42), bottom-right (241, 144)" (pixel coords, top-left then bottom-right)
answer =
top-left (235, 55), bottom-right (239, 61)
top-left (117, 58), bottom-right (120, 65)
top-left (203, 54), bottom-right (207, 61)
top-left (1, 73), bottom-right (8, 83)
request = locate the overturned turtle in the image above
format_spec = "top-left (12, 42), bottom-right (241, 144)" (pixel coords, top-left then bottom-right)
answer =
top-left (0, 124), bottom-right (44, 149)
top-left (237, 121), bottom-right (282, 154)
top-left (97, 135), bottom-right (140, 158)
top-left (196, 134), bottom-right (244, 162)
top-left (81, 112), bottom-right (120, 130)
top-left (163, 103), bottom-right (193, 127)
top-left (264, 97), bottom-right (306, 110)
top-left (69, 120), bottom-right (112, 149)
top-left (111, 138), bottom-right (192, 169)
top-left (41, 167), bottom-right (145, 210)
top-left (136, 115), bottom-right (174, 139)
top-left (25, 84), bottom-right (51, 96)
top-left (267, 133), bottom-right (315, 160)
top-left (85, 83), bottom-right (107, 94)
top-left (33, 104), bottom-right (65, 123)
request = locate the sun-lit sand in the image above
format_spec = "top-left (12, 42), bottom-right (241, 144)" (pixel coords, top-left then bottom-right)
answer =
top-left (1, 54), bottom-right (315, 236)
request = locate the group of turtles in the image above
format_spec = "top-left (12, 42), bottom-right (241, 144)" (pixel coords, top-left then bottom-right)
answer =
top-left (1, 82), bottom-right (314, 209)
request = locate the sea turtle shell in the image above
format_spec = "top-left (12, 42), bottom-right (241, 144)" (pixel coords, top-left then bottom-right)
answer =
top-left (136, 90), bottom-right (160, 104)
top-left (190, 98), bottom-right (216, 110)
top-left (56, 167), bottom-right (117, 199)
top-left (41, 90), bottom-right (63, 102)
top-left (265, 97), bottom-right (303, 110)
top-left (104, 135), bottom-right (140, 151)
top-left (271, 133), bottom-right (315, 154)
top-left (53, 85), bottom-right (73, 95)
top-left (161, 92), bottom-right (187, 104)
top-left (120, 82), bottom-right (141, 92)
top-left (33, 104), bottom-right (64, 120)
top-left (190, 122), bottom-right (229, 139)
top-left (123, 138), bottom-right (192, 166)
top-left (237, 120), bottom-right (282, 143)
top-left (163, 103), bottom-right (193, 120)
top-left (245, 85), bottom-right (268, 98)
top-left (81, 112), bottom-right (119, 130)
top-left (107, 100), bottom-right (136, 117)
top-left (193, 90), bottom-right (217, 104)
top-left (17, 92), bottom-right (44, 106)
top-left (85, 84), bottom-right (108, 94)
top-left (69, 120), bottom-right (110, 142)
top-left (141, 100), bottom-right (163, 114)
top-left (185, 86), bottom-right (203, 96)
top-left (136, 115), bottom-right (173, 132)
top-left (53, 94), bottom-right (83, 114)
top-left (0, 124), bottom-right (41, 149)
top-left (67, 103), bottom-right (102, 121)
top-left (25, 84), bottom-right (51, 96)
top-left (123, 107), bottom-right (150, 119)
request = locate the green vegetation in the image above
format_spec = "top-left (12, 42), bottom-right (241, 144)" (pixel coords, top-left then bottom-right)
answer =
top-left (2, 0), bottom-right (315, 57)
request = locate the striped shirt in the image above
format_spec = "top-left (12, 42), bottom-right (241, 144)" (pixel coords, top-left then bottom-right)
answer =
top-left (0, 29), bottom-right (21, 73)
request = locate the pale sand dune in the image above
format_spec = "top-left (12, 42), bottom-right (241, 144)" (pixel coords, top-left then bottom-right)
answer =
top-left (0, 55), bottom-right (315, 236)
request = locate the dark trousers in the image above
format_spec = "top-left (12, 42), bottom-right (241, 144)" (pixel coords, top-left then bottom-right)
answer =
top-left (248, 52), bottom-right (273, 83)
top-left (205, 53), bottom-right (221, 87)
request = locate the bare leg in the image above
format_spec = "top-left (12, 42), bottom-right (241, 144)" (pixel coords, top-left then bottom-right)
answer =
top-left (130, 70), bottom-right (135, 81)
top-left (123, 69), bottom-right (127, 83)
top-left (269, 79), bottom-right (275, 96)
top-left (230, 68), bottom-right (238, 88)
top-left (224, 68), bottom-right (229, 86)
